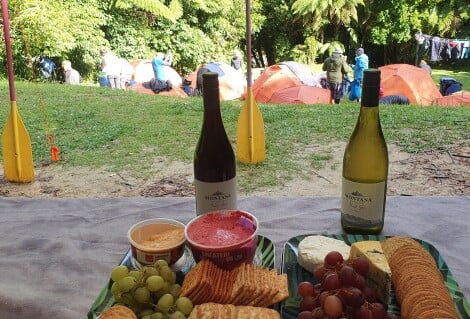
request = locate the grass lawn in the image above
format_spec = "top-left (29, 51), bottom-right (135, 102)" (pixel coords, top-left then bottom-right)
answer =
top-left (0, 65), bottom-right (469, 192)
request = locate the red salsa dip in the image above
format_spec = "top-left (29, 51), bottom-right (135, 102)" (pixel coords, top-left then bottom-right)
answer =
top-left (186, 210), bottom-right (257, 247)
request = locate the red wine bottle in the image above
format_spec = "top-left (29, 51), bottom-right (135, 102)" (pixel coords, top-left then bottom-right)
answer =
top-left (193, 72), bottom-right (237, 215)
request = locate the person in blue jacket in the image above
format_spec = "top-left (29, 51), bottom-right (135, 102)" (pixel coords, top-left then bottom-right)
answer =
top-left (152, 52), bottom-right (166, 81)
top-left (349, 48), bottom-right (369, 102)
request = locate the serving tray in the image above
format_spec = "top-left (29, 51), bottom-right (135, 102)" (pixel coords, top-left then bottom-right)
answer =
top-left (87, 235), bottom-right (275, 318)
top-left (280, 234), bottom-right (470, 319)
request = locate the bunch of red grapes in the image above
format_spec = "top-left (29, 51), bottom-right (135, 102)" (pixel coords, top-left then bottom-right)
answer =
top-left (297, 251), bottom-right (399, 319)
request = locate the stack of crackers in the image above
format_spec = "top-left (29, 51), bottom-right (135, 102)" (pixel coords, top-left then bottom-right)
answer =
top-left (180, 259), bottom-right (288, 307)
top-left (188, 302), bottom-right (280, 319)
top-left (381, 237), bottom-right (459, 319)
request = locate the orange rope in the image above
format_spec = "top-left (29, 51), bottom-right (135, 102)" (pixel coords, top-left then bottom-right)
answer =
top-left (15, 9), bottom-right (59, 162)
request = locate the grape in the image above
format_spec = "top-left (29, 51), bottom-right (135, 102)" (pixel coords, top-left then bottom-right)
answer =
top-left (143, 266), bottom-right (159, 276)
top-left (160, 265), bottom-right (175, 282)
top-left (297, 310), bottom-right (313, 319)
top-left (322, 272), bottom-right (341, 291)
top-left (311, 307), bottom-right (326, 319)
top-left (169, 311), bottom-right (186, 319)
top-left (147, 275), bottom-right (165, 292)
top-left (299, 295), bottom-right (317, 312)
top-left (111, 282), bottom-right (120, 297)
top-left (351, 257), bottom-right (369, 277)
top-left (352, 274), bottom-right (366, 290)
top-left (129, 269), bottom-right (144, 281)
top-left (117, 276), bottom-right (137, 292)
top-left (175, 296), bottom-right (194, 315)
top-left (313, 265), bottom-right (328, 281)
top-left (156, 293), bottom-right (174, 312)
top-left (133, 286), bottom-right (151, 304)
top-left (370, 303), bottom-right (386, 319)
top-left (362, 287), bottom-right (377, 303)
top-left (339, 265), bottom-right (356, 286)
top-left (169, 283), bottom-right (182, 297)
top-left (111, 265), bottom-right (129, 282)
top-left (318, 291), bottom-right (331, 306)
top-left (142, 315), bottom-right (152, 319)
top-left (338, 287), bottom-right (364, 308)
top-left (324, 251), bottom-right (344, 267)
top-left (298, 281), bottom-right (316, 297)
top-left (323, 295), bottom-right (343, 319)
top-left (353, 305), bottom-right (372, 319)
top-left (151, 312), bottom-right (165, 319)
top-left (155, 259), bottom-right (169, 268)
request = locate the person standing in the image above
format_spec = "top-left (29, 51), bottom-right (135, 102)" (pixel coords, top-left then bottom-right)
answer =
top-left (61, 60), bottom-right (80, 85)
top-left (322, 46), bottom-right (350, 104)
top-left (349, 47), bottom-right (369, 101)
top-left (152, 52), bottom-right (167, 81)
top-left (231, 49), bottom-right (243, 75)
top-left (100, 48), bottom-right (122, 89)
top-left (119, 58), bottom-right (134, 89)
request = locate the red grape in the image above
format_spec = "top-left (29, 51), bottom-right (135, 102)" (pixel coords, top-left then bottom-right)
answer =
top-left (298, 281), bottom-right (316, 297)
top-left (297, 310), bottom-right (313, 319)
top-left (313, 265), bottom-right (327, 280)
top-left (351, 257), bottom-right (369, 276)
top-left (370, 302), bottom-right (386, 319)
top-left (353, 305), bottom-right (373, 319)
top-left (339, 265), bottom-right (356, 286)
top-left (338, 286), bottom-right (365, 308)
top-left (311, 307), bottom-right (326, 319)
top-left (299, 295), bottom-right (317, 312)
top-left (324, 251), bottom-right (344, 267)
top-left (362, 287), bottom-right (377, 303)
top-left (352, 274), bottom-right (366, 290)
top-left (323, 295), bottom-right (343, 319)
top-left (322, 272), bottom-right (341, 291)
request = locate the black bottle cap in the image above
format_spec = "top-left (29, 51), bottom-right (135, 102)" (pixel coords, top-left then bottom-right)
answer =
top-left (362, 69), bottom-right (381, 107)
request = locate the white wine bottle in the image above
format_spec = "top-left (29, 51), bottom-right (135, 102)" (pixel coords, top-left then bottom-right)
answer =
top-left (193, 72), bottom-right (237, 215)
top-left (341, 69), bottom-right (388, 234)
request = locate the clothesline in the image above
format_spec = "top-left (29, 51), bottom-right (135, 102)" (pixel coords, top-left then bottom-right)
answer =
top-left (415, 32), bottom-right (469, 64)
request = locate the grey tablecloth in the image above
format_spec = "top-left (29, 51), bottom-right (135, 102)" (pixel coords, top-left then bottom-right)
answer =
top-left (0, 196), bottom-right (468, 318)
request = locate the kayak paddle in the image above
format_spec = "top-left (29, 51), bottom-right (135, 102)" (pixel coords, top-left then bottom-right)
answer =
top-left (236, 0), bottom-right (265, 164)
top-left (1, 0), bottom-right (35, 182)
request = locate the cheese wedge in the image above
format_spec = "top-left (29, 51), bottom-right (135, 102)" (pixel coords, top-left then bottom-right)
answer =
top-left (349, 241), bottom-right (392, 305)
top-left (297, 235), bottom-right (350, 273)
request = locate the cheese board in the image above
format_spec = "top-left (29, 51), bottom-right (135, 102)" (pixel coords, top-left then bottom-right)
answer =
top-left (280, 234), bottom-right (470, 319)
top-left (86, 235), bottom-right (275, 318)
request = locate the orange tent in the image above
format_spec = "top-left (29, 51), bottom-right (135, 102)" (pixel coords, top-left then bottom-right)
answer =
top-left (431, 92), bottom-right (470, 107)
top-left (378, 64), bottom-right (442, 106)
top-left (185, 62), bottom-right (246, 101)
top-left (249, 64), bottom-right (302, 103)
top-left (269, 85), bottom-right (331, 104)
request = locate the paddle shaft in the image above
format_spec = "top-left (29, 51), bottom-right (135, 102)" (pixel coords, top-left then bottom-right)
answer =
top-left (245, 0), bottom-right (254, 159)
top-left (2, 0), bottom-right (16, 102)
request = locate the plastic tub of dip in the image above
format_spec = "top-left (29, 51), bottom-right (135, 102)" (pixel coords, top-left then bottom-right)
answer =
top-left (185, 210), bottom-right (258, 269)
top-left (127, 218), bottom-right (186, 266)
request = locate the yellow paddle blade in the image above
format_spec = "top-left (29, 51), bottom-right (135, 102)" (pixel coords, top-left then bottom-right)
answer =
top-left (237, 88), bottom-right (266, 164)
top-left (2, 102), bottom-right (35, 182)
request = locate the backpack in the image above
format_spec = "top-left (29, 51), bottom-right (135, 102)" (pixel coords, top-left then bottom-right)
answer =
top-left (439, 78), bottom-right (462, 96)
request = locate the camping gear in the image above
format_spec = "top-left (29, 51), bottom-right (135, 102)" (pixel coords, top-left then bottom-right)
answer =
top-left (236, 0), bottom-right (265, 163)
top-left (269, 85), bottom-right (331, 104)
top-left (1, 0), bottom-right (35, 182)
top-left (432, 92), bottom-right (470, 107)
top-left (439, 77), bottom-right (463, 96)
top-left (378, 64), bottom-right (442, 105)
top-left (250, 64), bottom-right (303, 102)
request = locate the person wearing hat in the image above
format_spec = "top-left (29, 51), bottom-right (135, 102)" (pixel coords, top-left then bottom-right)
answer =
top-left (349, 47), bottom-right (369, 102)
top-left (322, 46), bottom-right (350, 104)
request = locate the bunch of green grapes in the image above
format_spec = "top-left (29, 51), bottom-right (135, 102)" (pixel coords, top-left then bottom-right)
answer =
top-left (109, 259), bottom-right (194, 319)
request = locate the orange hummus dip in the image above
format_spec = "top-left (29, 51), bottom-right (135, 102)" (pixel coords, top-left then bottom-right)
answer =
top-left (140, 228), bottom-right (185, 249)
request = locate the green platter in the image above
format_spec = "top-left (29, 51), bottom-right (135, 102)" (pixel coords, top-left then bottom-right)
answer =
top-left (280, 234), bottom-right (470, 319)
top-left (87, 235), bottom-right (275, 319)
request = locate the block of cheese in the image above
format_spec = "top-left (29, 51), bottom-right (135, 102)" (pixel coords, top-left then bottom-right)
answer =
top-left (349, 241), bottom-right (392, 305)
top-left (297, 235), bottom-right (350, 273)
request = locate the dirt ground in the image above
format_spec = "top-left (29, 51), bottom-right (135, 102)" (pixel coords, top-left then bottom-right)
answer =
top-left (0, 143), bottom-right (468, 197)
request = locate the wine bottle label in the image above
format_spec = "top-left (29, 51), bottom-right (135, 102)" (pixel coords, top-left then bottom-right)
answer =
top-left (341, 178), bottom-right (386, 223)
top-left (194, 177), bottom-right (237, 215)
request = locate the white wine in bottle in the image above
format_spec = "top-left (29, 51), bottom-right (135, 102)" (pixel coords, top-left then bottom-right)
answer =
top-left (193, 72), bottom-right (237, 215)
top-left (341, 69), bottom-right (388, 234)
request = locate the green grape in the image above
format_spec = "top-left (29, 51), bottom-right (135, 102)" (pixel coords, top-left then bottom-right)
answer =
top-left (110, 282), bottom-right (121, 298)
top-left (155, 259), bottom-right (169, 268)
top-left (139, 309), bottom-right (154, 317)
top-left (120, 292), bottom-right (136, 307)
top-left (129, 270), bottom-right (144, 282)
top-left (117, 276), bottom-right (137, 292)
top-left (142, 315), bottom-right (152, 319)
top-left (167, 271), bottom-right (176, 285)
top-left (133, 286), bottom-right (151, 304)
top-left (175, 296), bottom-right (193, 315)
top-left (160, 266), bottom-right (174, 282)
top-left (111, 265), bottom-right (129, 282)
top-left (143, 266), bottom-right (159, 276)
top-left (168, 311), bottom-right (186, 319)
top-left (155, 281), bottom-right (171, 298)
top-left (151, 312), bottom-right (165, 319)
top-left (169, 284), bottom-right (182, 297)
top-left (156, 293), bottom-right (174, 312)
top-left (147, 275), bottom-right (165, 292)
